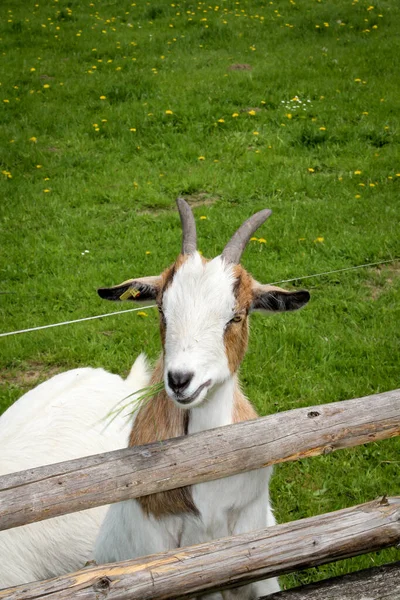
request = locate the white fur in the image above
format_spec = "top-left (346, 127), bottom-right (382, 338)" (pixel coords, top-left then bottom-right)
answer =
top-left (163, 255), bottom-right (235, 407)
top-left (94, 255), bottom-right (281, 598)
top-left (0, 354), bottom-right (151, 588)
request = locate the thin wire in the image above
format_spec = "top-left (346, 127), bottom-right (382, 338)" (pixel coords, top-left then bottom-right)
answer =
top-left (267, 259), bottom-right (398, 286)
top-left (0, 258), bottom-right (397, 339)
top-left (0, 305), bottom-right (156, 338)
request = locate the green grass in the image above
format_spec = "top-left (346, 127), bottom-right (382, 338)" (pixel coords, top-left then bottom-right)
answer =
top-left (1, 0), bottom-right (399, 590)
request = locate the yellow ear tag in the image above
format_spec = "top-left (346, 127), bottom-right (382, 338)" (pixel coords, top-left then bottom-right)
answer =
top-left (119, 287), bottom-right (140, 301)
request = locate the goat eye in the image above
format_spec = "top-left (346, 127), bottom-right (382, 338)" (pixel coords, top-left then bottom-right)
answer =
top-left (230, 314), bottom-right (243, 324)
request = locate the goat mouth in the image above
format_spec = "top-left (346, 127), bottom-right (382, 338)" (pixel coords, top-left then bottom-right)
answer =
top-left (175, 379), bottom-right (212, 405)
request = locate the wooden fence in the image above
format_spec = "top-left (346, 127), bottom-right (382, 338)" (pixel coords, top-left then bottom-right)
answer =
top-left (0, 389), bottom-right (399, 599)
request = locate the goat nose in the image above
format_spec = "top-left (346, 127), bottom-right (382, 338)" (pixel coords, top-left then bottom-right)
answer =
top-left (167, 370), bottom-right (193, 395)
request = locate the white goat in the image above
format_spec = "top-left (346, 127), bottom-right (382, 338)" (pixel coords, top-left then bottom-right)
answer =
top-left (0, 199), bottom-right (309, 597)
top-left (93, 199), bottom-right (310, 599)
top-left (0, 356), bottom-right (150, 588)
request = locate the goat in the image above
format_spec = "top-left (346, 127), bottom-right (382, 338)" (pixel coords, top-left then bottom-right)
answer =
top-left (93, 199), bottom-right (310, 599)
top-left (0, 356), bottom-right (150, 587)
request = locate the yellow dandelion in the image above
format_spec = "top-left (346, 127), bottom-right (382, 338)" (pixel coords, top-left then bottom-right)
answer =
top-left (198, 156), bottom-right (205, 161)
top-left (200, 216), bottom-right (207, 220)
top-left (99, 95), bottom-right (106, 100)
top-left (30, 67), bottom-right (36, 72)
top-left (137, 311), bottom-right (148, 318)
top-left (3, 99), bottom-right (9, 103)
top-left (355, 194), bottom-right (361, 198)
top-left (130, 128), bottom-right (136, 132)
top-left (248, 110), bottom-right (256, 116)
top-left (43, 189), bottom-right (50, 193)
top-left (44, 177), bottom-right (50, 181)
top-left (232, 113), bottom-right (239, 118)
top-left (354, 170), bottom-right (362, 175)
top-left (165, 110), bottom-right (173, 115)
top-left (286, 113), bottom-right (292, 119)
top-left (250, 237), bottom-right (258, 242)
top-left (43, 84), bottom-right (50, 89)
top-left (314, 236), bottom-right (324, 243)
top-left (36, 165), bottom-right (42, 169)
top-left (253, 131), bottom-right (259, 135)
top-left (258, 238), bottom-right (266, 244)
top-left (218, 118), bottom-right (225, 123)
top-left (308, 167), bottom-right (315, 173)
top-left (319, 126), bottom-right (326, 131)
top-left (29, 137), bottom-right (37, 142)
top-left (145, 251), bottom-right (151, 255)
top-left (369, 183), bottom-right (375, 187)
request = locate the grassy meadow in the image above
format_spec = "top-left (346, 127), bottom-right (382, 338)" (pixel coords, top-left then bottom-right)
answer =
top-left (1, 0), bottom-right (399, 589)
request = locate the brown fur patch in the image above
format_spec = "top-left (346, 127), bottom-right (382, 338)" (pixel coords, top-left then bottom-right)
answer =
top-left (232, 377), bottom-right (258, 423)
top-left (224, 266), bottom-right (254, 373)
top-left (129, 357), bottom-right (199, 518)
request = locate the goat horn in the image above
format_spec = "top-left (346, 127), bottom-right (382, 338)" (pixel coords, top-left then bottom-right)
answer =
top-left (221, 209), bottom-right (272, 264)
top-left (176, 197), bottom-right (197, 255)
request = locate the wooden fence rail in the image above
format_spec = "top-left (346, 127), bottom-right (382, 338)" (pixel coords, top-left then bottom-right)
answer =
top-left (0, 389), bottom-right (399, 531)
top-left (1, 497), bottom-right (399, 600)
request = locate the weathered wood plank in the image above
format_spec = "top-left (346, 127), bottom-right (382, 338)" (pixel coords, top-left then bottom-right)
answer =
top-left (0, 497), bottom-right (399, 599)
top-left (263, 561), bottom-right (400, 599)
top-left (0, 389), bottom-right (399, 531)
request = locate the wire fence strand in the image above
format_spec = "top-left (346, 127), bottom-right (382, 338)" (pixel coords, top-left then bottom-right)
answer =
top-left (0, 258), bottom-right (398, 339)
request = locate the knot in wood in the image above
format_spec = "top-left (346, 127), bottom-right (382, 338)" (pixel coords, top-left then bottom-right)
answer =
top-left (93, 576), bottom-right (111, 592)
top-left (307, 410), bottom-right (320, 418)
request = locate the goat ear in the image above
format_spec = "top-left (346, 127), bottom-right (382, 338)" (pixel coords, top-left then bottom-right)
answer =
top-left (251, 283), bottom-right (310, 313)
top-left (97, 275), bottom-right (161, 302)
